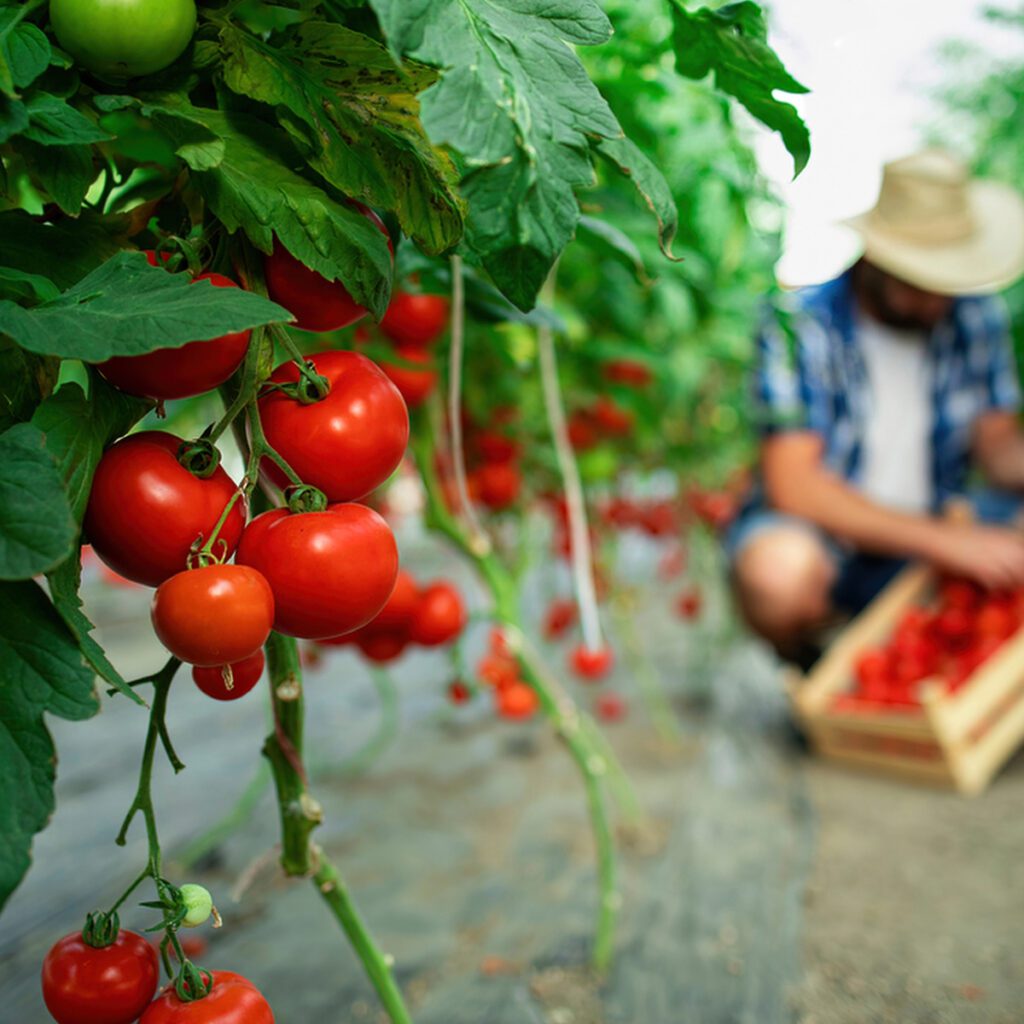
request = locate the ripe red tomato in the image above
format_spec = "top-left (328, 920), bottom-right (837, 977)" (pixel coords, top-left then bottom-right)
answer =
top-left (42, 928), bottom-right (158, 1024)
top-left (84, 432), bottom-right (245, 587)
top-left (139, 970), bottom-right (273, 1024)
top-left (236, 504), bottom-right (398, 639)
top-left (569, 644), bottom-right (614, 681)
top-left (474, 429), bottom-right (519, 464)
top-left (409, 582), bottom-right (467, 646)
top-left (364, 569), bottom-right (418, 631)
top-left (448, 679), bottom-right (471, 704)
top-left (152, 564), bottom-right (274, 666)
top-left (602, 359), bottom-right (652, 388)
top-left (381, 345), bottom-right (437, 408)
top-left (590, 397), bottom-right (633, 437)
top-left (497, 681), bottom-right (539, 720)
top-left (477, 653), bottom-right (518, 691)
top-left (975, 599), bottom-right (1017, 642)
top-left (355, 629), bottom-right (408, 663)
top-left (258, 350), bottom-right (409, 501)
top-left (379, 290), bottom-right (449, 348)
top-left (475, 461), bottom-right (521, 510)
top-left (192, 650), bottom-right (266, 701)
top-left (854, 648), bottom-right (889, 690)
top-left (934, 606), bottom-right (973, 650)
top-left (938, 577), bottom-right (982, 611)
top-left (543, 598), bottom-right (577, 640)
top-left (567, 413), bottom-right (598, 452)
top-left (676, 589), bottom-right (702, 620)
top-left (264, 207), bottom-right (390, 332)
top-left (595, 692), bottom-right (627, 723)
top-left (98, 269), bottom-right (250, 400)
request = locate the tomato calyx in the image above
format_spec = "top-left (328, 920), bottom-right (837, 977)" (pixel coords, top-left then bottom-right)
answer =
top-left (81, 909), bottom-right (120, 948)
top-left (176, 437), bottom-right (221, 479)
top-left (262, 358), bottom-right (332, 405)
top-left (285, 484), bottom-right (329, 514)
top-left (174, 961), bottom-right (215, 1003)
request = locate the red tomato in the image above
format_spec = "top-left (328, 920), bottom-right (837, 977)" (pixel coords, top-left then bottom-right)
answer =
top-left (258, 350), bottom-right (409, 502)
top-left (477, 653), bottom-right (518, 691)
top-left (192, 650), bottom-right (266, 701)
top-left (448, 680), bottom-right (471, 704)
top-left (676, 589), bottom-right (702, 620)
top-left (590, 397), bottom-right (633, 437)
top-left (355, 629), bottom-right (408, 663)
top-left (489, 627), bottom-right (511, 657)
top-left (264, 206), bottom-right (390, 332)
top-left (854, 648), bottom-right (888, 690)
top-left (381, 345), bottom-right (437, 408)
top-left (475, 461), bottom-right (521, 510)
top-left (139, 970), bottom-right (273, 1024)
top-left (602, 359), bottom-right (652, 388)
top-left (687, 489), bottom-right (737, 530)
top-left (975, 600), bottom-right (1017, 642)
top-left (98, 267), bottom-right (250, 400)
top-left (496, 681), bottom-right (539, 720)
top-left (543, 598), bottom-right (577, 640)
top-left (364, 569), bottom-right (419, 631)
top-left (569, 644), bottom-right (614, 681)
top-left (567, 413), bottom-right (598, 452)
top-left (409, 581), bottom-right (467, 646)
top-left (474, 429), bottom-right (520, 464)
top-left (893, 606), bottom-right (932, 645)
top-left (379, 290), bottom-right (449, 348)
top-left (152, 564), bottom-right (274, 666)
top-left (236, 504), bottom-right (398, 639)
top-left (84, 432), bottom-right (245, 587)
top-left (595, 691), bottom-right (627, 723)
top-left (42, 929), bottom-right (158, 1024)
top-left (939, 577), bottom-right (982, 611)
top-left (934, 606), bottom-right (974, 650)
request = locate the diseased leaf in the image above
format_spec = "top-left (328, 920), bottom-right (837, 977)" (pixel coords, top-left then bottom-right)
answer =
top-left (219, 22), bottom-right (464, 254)
top-left (0, 423), bottom-right (76, 580)
top-left (0, 250), bottom-right (291, 360)
top-left (669, 1), bottom-right (810, 176)
top-left (0, 578), bottom-right (100, 911)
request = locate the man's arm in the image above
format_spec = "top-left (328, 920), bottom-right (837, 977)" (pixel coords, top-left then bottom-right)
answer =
top-left (973, 410), bottom-right (1024, 491)
top-left (763, 431), bottom-right (1024, 589)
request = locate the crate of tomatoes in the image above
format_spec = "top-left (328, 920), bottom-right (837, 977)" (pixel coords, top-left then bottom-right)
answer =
top-left (788, 562), bottom-right (1024, 794)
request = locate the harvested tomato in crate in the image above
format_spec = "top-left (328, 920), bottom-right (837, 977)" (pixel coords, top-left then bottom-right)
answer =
top-left (788, 564), bottom-right (1024, 794)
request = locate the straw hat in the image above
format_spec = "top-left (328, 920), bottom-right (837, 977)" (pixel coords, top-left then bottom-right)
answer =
top-left (844, 149), bottom-right (1024, 295)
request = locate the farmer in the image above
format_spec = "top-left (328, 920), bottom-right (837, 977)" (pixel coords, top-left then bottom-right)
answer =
top-left (728, 150), bottom-right (1024, 662)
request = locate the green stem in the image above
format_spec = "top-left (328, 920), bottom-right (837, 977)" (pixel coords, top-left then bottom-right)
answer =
top-left (262, 633), bottom-right (414, 1022)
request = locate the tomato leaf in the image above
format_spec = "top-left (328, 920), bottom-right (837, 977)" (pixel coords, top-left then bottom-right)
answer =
top-left (18, 139), bottom-right (97, 215)
top-left (0, 250), bottom-right (292, 360)
top-left (0, 265), bottom-right (60, 305)
top-left (0, 337), bottom-right (58, 432)
top-left (138, 99), bottom-right (394, 318)
top-left (218, 22), bottom-right (464, 255)
top-left (0, 92), bottom-right (28, 142)
top-left (20, 91), bottom-right (111, 146)
top-left (0, 422), bottom-right (76, 580)
top-left (669, 1), bottom-right (810, 176)
top-left (0, 578), bottom-right (100, 911)
top-left (368, 0), bottom-right (640, 310)
top-left (0, 6), bottom-right (51, 97)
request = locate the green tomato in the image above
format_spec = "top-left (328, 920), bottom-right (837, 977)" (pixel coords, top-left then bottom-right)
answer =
top-left (178, 883), bottom-right (213, 928)
top-left (49, 0), bottom-right (197, 79)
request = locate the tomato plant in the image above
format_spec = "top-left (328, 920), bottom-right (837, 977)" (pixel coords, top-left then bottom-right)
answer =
top-left (139, 971), bottom-right (274, 1024)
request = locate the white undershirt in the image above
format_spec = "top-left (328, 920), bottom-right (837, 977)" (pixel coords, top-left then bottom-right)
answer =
top-left (857, 316), bottom-right (933, 513)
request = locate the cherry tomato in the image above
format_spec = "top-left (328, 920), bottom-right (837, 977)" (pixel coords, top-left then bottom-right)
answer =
top-left (474, 429), bottom-right (520, 464)
top-left (448, 680), bottom-right (471, 704)
top-left (497, 681), bottom-right (539, 720)
top-left (355, 629), bottom-right (408, 663)
top-left (98, 269), bottom-right (250, 400)
top-left (381, 345), bottom-right (437, 408)
top-left (84, 432), bottom-right (246, 587)
top-left (938, 577), bottom-right (982, 611)
top-left (590, 397), bottom-right (633, 437)
top-left (543, 598), bottom-right (577, 640)
top-left (854, 648), bottom-right (889, 690)
top-left (602, 359), bottom-right (652, 388)
top-left (975, 600), bottom-right (1018, 642)
top-left (407, 582), bottom-right (466, 647)
top-left (42, 928), bottom-right (158, 1024)
top-left (569, 644), bottom-right (614, 681)
top-left (934, 606), bottom-right (974, 650)
top-left (258, 350), bottom-right (409, 502)
top-left (192, 650), bottom-right (266, 701)
top-left (595, 692), bottom-right (627, 723)
top-left (365, 570), bottom-right (418, 631)
top-left (379, 290), bottom-right (450, 348)
top-left (236, 504), bottom-right (398, 639)
top-left (676, 589), bottom-right (702, 620)
top-left (264, 206), bottom-right (390, 332)
top-left (475, 461), bottom-right (521, 510)
top-left (567, 413), bottom-right (598, 452)
top-left (477, 653), bottom-right (518, 691)
top-left (50, 0), bottom-right (196, 79)
top-left (139, 970), bottom-right (273, 1024)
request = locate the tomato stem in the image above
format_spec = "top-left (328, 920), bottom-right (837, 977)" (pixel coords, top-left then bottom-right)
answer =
top-left (270, 325), bottom-right (331, 402)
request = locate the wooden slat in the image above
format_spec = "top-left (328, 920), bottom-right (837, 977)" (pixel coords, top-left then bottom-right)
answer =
top-left (810, 745), bottom-right (957, 788)
top-left (947, 683), bottom-right (1024, 794)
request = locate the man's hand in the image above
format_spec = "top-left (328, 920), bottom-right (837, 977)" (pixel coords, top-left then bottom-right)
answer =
top-left (924, 522), bottom-right (1024, 590)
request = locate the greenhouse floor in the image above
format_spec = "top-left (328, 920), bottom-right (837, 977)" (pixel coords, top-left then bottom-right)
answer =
top-left (3, 535), bottom-right (1023, 1024)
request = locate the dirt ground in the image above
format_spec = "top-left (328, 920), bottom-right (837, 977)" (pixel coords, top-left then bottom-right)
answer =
top-left (2, 526), bottom-right (1022, 1023)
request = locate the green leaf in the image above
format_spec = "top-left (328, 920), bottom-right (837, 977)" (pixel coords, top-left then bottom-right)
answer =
top-left (0, 7), bottom-right (51, 96)
top-left (47, 552), bottom-right (145, 707)
top-left (0, 337), bottom-right (58, 431)
top-left (577, 214), bottom-right (649, 283)
top-left (0, 209), bottom-right (132, 289)
top-left (139, 98), bottom-right (394, 318)
top-left (218, 22), bottom-right (464, 254)
top-left (0, 423), bottom-right (76, 580)
top-left (367, 0), bottom-right (630, 310)
top-left (0, 578), bottom-right (99, 911)
top-left (0, 92), bottom-right (27, 142)
top-left (21, 91), bottom-right (111, 146)
top-left (31, 378), bottom-right (149, 523)
top-left (0, 265), bottom-right (60, 305)
top-left (0, 250), bottom-right (292, 360)
top-left (19, 139), bottom-right (97, 215)
top-left (669, 1), bottom-right (810, 176)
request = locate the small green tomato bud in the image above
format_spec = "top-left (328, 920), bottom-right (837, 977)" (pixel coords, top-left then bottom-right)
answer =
top-left (179, 883), bottom-right (214, 927)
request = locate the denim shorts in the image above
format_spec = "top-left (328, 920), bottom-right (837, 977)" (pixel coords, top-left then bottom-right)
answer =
top-left (723, 488), bottom-right (1023, 616)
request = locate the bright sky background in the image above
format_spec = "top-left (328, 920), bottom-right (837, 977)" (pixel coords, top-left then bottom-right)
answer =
top-left (753, 0), bottom-right (1024, 286)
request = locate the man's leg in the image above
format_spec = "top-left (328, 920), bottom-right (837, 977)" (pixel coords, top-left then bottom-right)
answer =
top-left (732, 526), bottom-right (838, 656)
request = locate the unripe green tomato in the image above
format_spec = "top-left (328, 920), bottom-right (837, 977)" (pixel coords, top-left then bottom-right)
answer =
top-left (178, 883), bottom-right (213, 928)
top-left (49, 0), bottom-right (198, 79)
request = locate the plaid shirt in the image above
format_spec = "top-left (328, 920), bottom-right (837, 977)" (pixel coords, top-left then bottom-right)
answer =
top-left (754, 270), bottom-right (1020, 509)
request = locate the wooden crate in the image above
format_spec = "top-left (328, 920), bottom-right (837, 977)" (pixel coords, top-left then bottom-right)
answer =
top-left (788, 563), bottom-right (1024, 794)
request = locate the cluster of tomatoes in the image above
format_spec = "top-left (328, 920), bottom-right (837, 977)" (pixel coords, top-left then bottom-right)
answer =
top-left (476, 628), bottom-right (541, 720)
top-left (567, 396), bottom-right (635, 452)
top-left (319, 570), bottom-right (466, 663)
top-left (461, 407), bottom-right (524, 512)
top-left (841, 577), bottom-right (1024, 711)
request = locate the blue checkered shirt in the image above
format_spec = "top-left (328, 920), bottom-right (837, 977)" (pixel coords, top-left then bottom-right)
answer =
top-left (755, 270), bottom-right (1020, 509)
